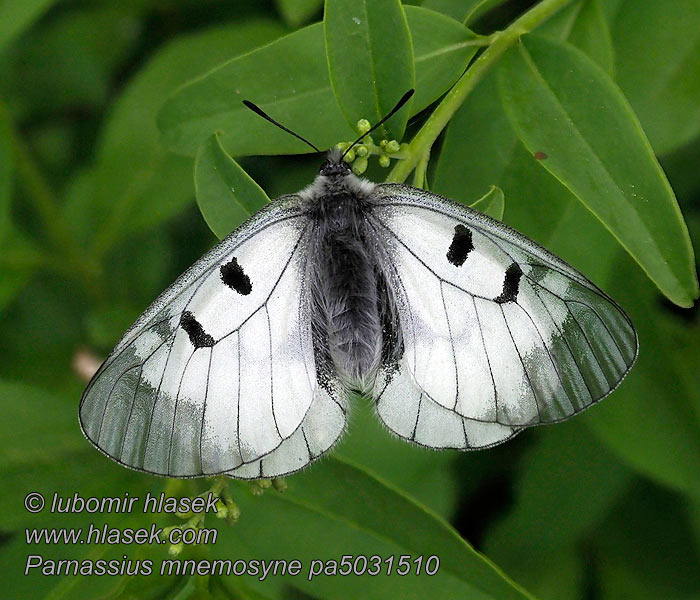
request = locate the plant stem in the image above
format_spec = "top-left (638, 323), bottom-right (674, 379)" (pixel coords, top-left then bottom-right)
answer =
top-left (412, 149), bottom-right (430, 189)
top-left (386, 0), bottom-right (573, 183)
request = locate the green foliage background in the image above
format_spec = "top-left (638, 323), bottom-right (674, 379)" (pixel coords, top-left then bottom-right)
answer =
top-left (1, 0), bottom-right (699, 598)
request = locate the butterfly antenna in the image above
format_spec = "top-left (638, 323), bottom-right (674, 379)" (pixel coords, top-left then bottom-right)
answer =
top-left (342, 89), bottom-right (415, 160)
top-left (242, 100), bottom-right (321, 153)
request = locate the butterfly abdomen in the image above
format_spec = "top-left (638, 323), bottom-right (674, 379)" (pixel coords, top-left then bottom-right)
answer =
top-left (308, 189), bottom-right (384, 388)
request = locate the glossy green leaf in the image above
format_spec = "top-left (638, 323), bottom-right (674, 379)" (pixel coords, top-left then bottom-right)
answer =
top-left (194, 133), bottom-right (269, 240)
top-left (275, 0), bottom-right (323, 27)
top-left (433, 71), bottom-right (574, 249)
top-left (62, 20), bottom-right (285, 254)
top-left (498, 35), bottom-right (699, 307)
top-left (0, 0), bottom-right (57, 52)
top-left (0, 101), bottom-right (10, 242)
top-left (158, 7), bottom-right (478, 156)
top-left (540, 0), bottom-right (614, 75)
top-left (431, 0), bottom-right (613, 225)
top-left (420, 0), bottom-right (509, 24)
top-left (410, 7), bottom-right (480, 105)
top-left (469, 185), bottom-right (505, 220)
top-left (611, 0), bottom-right (700, 155)
top-left (221, 458), bottom-right (534, 599)
top-left (325, 0), bottom-right (414, 140)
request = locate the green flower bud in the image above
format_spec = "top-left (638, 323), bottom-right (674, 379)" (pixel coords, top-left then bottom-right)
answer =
top-left (356, 119), bottom-right (371, 135)
top-left (356, 144), bottom-right (368, 157)
top-left (379, 139), bottom-right (388, 148)
top-left (214, 498), bottom-right (228, 519)
top-left (385, 140), bottom-right (401, 154)
top-left (169, 542), bottom-right (184, 556)
top-left (335, 141), bottom-right (349, 152)
top-left (272, 478), bottom-right (288, 492)
top-left (343, 148), bottom-right (355, 163)
top-left (378, 154), bottom-right (391, 168)
top-left (226, 500), bottom-right (241, 522)
top-left (352, 156), bottom-right (368, 175)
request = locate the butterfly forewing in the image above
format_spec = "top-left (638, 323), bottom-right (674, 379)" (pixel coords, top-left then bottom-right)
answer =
top-left (369, 184), bottom-right (637, 449)
top-left (79, 197), bottom-right (347, 478)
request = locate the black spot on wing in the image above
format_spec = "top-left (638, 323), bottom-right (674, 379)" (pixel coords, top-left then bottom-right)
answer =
top-left (446, 224), bottom-right (473, 267)
top-left (180, 311), bottom-right (214, 348)
top-left (220, 257), bottom-right (252, 295)
top-left (494, 263), bottom-right (523, 304)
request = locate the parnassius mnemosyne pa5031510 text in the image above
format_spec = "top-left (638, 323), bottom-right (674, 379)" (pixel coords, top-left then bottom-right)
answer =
top-left (80, 91), bottom-right (638, 479)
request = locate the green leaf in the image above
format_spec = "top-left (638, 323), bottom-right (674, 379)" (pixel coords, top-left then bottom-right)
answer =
top-left (0, 7), bottom-right (141, 118)
top-left (420, 0), bottom-right (510, 24)
top-left (194, 133), bottom-right (270, 240)
top-left (598, 0), bottom-right (623, 21)
top-left (611, 0), bottom-right (700, 155)
top-left (275, 0), bottom-right (323, 27)
top-left (498, 35), bottom-right (699, 307)
top-left (336, 400), bottom-right (460, 519)
top-left (0, 380), bottom-right (80, 471)
top-left (483, 422), bottom-right (631, 593)
top-left (469, 185), bottom-right (505, 220)
top-left (0, 0), bottom-right (57, 52)
top-left (592, 482), bottom-right (700, 599)
top-left (158, 6), bottom-right (479, 156)
top-left (62, 20), bottom-right (285, 254)
top-left (540, 0), bottom-right (614, 75)
top-left (410, 6), bottom-right (480, 105)
top-left (433, 71), bottom-right (574, 249)
top-left (325, 0), bottom-right (415, 141)
top-left (222, 458), bottom-right (534, 599)
top-left (0, 101), bottom-right (10, 242)
top-left (0, 229), bottom-right (41, 311)
top-left (434, 1), bottom-right (607, 227)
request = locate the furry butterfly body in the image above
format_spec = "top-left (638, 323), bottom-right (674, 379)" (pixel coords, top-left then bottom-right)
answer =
top-left (80, 150), bottom-right (637, 479)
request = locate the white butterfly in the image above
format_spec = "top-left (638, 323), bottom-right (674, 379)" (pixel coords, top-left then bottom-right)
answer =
top-left (80, 94), bottom-right (637, 479)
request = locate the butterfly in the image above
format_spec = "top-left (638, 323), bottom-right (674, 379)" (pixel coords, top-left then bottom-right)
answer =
top-left (80, 90), bottom-right (637, 479)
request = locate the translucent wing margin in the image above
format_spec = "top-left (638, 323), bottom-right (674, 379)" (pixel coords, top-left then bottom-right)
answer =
top-left (369, 184), bottom-right (637, 450)
top-left (80, 198), bottom-right (347, 478)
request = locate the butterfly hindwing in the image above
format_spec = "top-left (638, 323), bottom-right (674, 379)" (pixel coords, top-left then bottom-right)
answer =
top-left (79, 198), bottom-right (347, 478)
top-left (369, 184), bottom-right (637, 449)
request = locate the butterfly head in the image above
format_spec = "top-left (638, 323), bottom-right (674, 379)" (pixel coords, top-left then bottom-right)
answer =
top-left (319, 149), bottom-right (352, 178)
